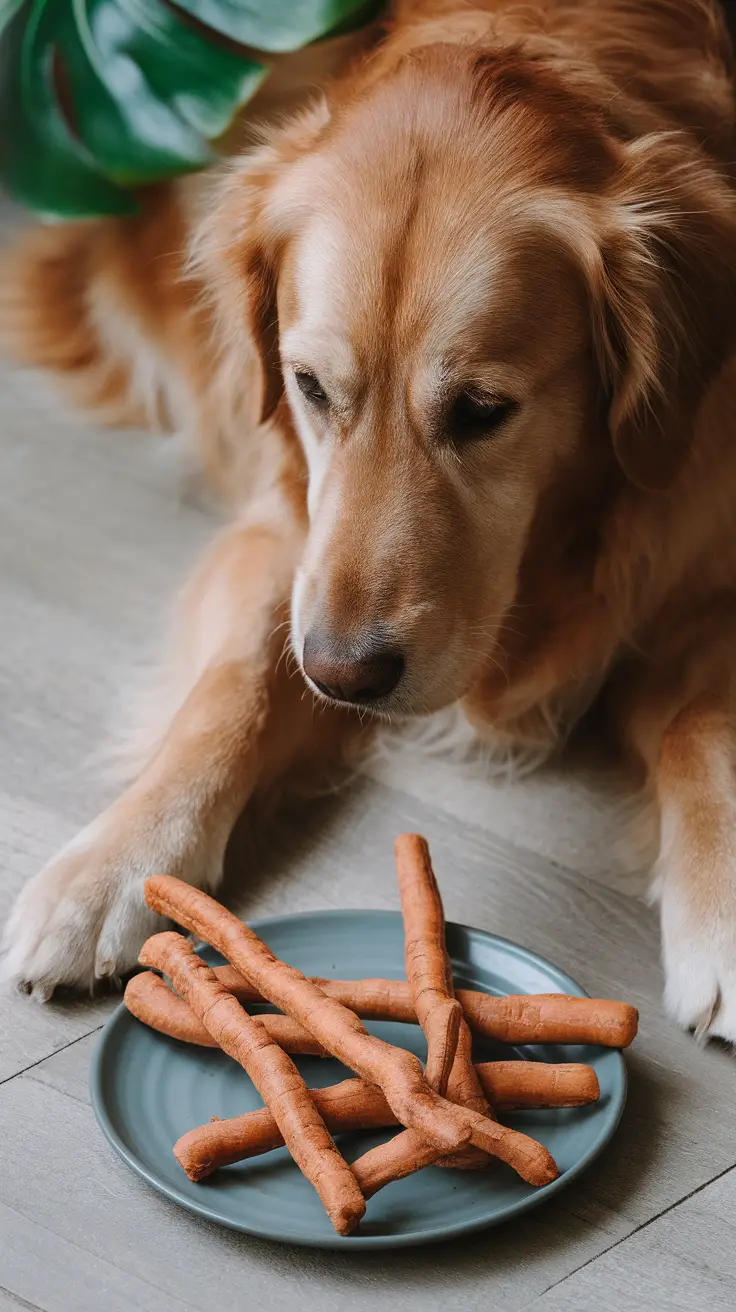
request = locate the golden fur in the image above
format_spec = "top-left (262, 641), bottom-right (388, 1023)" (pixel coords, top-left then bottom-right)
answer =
top-left (2, 1), bottom-right (736, 1041)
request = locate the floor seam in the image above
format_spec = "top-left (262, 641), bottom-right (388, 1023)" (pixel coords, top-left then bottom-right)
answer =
top-left (23, 1074), bottom-right (90, 1107)
top-left (0, 1026), bottom-right (104, 1088)
top-left (531, 1160), bottom-right (736, 1304)
top-left (0, 1283), bottom-right (46, 1312)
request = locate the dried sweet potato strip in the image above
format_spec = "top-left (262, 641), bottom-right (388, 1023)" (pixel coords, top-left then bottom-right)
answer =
top-left (352, 1114), bottom-right (558, 1195)
top-left (394, 834), bottom-right (491, 1169)
top-left (125, 968), bottom-right (637, 1053)
top-left (138, 932), bottom-right (364, 1236)
top-left (144, 877), bottom-right (473, 1155)
top-left (210, 970), bottom-right (638, 1047)
top-left (351, 835), bottom-right (547, 1190)
top-left (435, 1023), bottom-right (492, 1169)
top-left (395, 833), bottom-right (463, 1094)
top-left (176, 1079), bottom-right (389, 1180)
top-left (174, 1063), bottom-right (599, 1181)
top-left (125, 971), bottom-right (328, 1054)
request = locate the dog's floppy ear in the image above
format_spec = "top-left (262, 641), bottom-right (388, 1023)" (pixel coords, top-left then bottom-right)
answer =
top-left (191, 101), bottom-right (330, 426)
top-left (239, 221), bottom-right (282, 425)
top-left (190, 156), bottom-right (284, 426)
top-left (592, 136), bottom-right (736, 492)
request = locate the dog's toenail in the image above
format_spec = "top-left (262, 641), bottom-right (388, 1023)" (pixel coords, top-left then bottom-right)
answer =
top-left (18, 980), bottom-right (32, 994)
top-left (693, 990), bottom-right (720, 1043)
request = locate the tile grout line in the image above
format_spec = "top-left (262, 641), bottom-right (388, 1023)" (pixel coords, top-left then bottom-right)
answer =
top-left (530, 1159), bottom-right (736, 1306)
top-left (0, 1025), bottom-right (104, 1088)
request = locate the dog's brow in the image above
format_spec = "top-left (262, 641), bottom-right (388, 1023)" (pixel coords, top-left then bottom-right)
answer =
top-left (281, 329), bottom-right (358, 397)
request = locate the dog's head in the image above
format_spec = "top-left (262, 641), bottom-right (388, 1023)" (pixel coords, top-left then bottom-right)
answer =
top-left (198, 42), bottom-right (736, 717)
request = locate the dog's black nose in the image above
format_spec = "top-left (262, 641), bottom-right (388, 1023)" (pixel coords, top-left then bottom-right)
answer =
top-left (302, 631), bottom-right (404, 705)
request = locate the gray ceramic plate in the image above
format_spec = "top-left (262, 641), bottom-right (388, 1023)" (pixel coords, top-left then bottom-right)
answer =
top-left (90, 909), bottom-right (626, 1249)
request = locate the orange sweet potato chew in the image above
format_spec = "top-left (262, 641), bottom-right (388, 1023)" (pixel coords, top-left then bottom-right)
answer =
top-left (144, 876), bottom-right (472, 1156)
top-left (138, 932), bottom-right (365, 1236)
top-left (435, 1023), bottom-right (492, 1169)
top-left (395, 834), bottom-right (462, 1095)
top-left (352, 1115), bottom-right (557, 1195)
top-left (176, 1079), bottom-right (390, 1180)
top-left (348, 839), bottom-right (558, 1193)
top-left (124, 971), bottom-right (329, 1055)
top-left (353, 1130), bottom-right (457, 1196)
top-left (174, 1063), bottom-right (599, 1181)
top-left (484, 1061), bottom-right (600, 1107)
top-left (395, 834), bottom-right (490, 1170)
top-left (145, 876), bottom-right (561, 1181)
top-left (212, 971), bottom-right (639, 1048)
top-left (124, 968), bottom-right (637, 1056)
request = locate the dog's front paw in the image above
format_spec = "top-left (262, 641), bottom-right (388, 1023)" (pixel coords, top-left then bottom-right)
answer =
top-left (658, 876), bottom-right (736, 1043)
top-left (0, 812), bottom-right (166, 999)
top-left (1, 799), bottom-right (217, 999)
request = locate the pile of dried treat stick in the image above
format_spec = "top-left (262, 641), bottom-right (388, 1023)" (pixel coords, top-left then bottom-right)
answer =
top-left (125, 833), bottom-right (638, 1235)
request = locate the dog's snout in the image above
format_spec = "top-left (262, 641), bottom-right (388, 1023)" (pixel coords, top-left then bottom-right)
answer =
top-left (302, 631), bottom-right (405, 705)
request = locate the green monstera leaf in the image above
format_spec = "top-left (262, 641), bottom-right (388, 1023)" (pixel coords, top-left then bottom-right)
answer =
top-left (0, 0), bottom-right (381, 219)
top-left (171, 0), bottom-right (382, 52)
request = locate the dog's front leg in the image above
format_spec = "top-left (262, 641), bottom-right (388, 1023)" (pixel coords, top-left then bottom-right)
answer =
top-left (614, 611), bottom-right (736, 1041)
top-left (2, 490), bottom-right (353, 998)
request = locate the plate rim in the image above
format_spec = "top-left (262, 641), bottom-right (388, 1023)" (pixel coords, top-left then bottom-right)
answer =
top-left (89, 907), bottom-right (628, 1250)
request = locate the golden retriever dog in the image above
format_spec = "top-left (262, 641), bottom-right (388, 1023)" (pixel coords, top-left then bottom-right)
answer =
top-left (2, 0), bottom-right (736, 1044)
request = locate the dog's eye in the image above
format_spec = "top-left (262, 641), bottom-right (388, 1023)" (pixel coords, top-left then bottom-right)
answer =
top-left (448, 392), bottom-right (515, 439)
top-left (295, 370), bottom-right (328, 408)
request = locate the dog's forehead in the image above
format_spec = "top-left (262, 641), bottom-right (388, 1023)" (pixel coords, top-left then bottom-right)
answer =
top-left (281, 195), bottom-right (579, 381)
